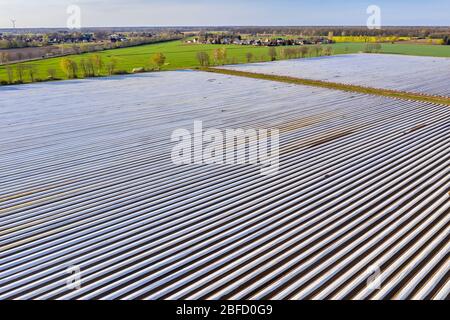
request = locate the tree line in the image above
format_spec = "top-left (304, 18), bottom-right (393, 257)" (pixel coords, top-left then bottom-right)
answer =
top-left (0, 52), bottom-right (168, 85)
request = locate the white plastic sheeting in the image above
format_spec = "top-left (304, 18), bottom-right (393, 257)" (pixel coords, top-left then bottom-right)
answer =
top-left (0, 71), bottom-right (449, 300)
top-left (220, 53), bottom-right (450, 97)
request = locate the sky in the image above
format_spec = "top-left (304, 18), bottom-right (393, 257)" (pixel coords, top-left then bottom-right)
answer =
top-left (0, 0), bottom-right (448, 28)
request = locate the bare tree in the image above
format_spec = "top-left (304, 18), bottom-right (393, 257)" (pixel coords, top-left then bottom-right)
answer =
top-left (363, 43), bottom-right (382, 53)
top-left (322, 46), bottom-right (333, 56)
top-left (85, 59), bottom-right (95, 77)
top-left (213, 49), bottom-right (222, 65)
top-left (27, 65), bottom-right (37, 82)
top-left (151, 53), bottom-right (166, 70)
top-left (106, 57), bottom-right (119, 75)
top-left (281, 47), bottom-right (297, 60)
top-left (72, 44), bottom-right (81, 54)
top-left (374, 43), bottom-right (382, 53)
top-left (220, 48), bottom-right (227, 63)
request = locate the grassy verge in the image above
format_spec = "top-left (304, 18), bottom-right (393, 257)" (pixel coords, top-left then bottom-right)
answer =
top-left (1, 40), bottom-right (449, 84)
top-left (199, 67), bottom-right (450, 106)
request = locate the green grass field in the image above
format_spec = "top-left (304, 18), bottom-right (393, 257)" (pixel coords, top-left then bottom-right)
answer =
top-left (1, 40), bottom-right (449, 84)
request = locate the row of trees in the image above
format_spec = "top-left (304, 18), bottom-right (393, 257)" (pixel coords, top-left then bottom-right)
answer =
top-left (197, 45), bottom-right (333, 67)
top-left (2, 44), bottom-right (336, 85)
top-left (196, 45), bottom-right (334, 67)
top-left (363, 43), bottom-right (383, 53)
top-left (269, 45), bottom-right (333, 61)
top-left (60, 52), bottom-right (167, 79)
top-left (60, 55), bottom-right (120, 78)
top-left (1, 51), bottom-right (168, 85)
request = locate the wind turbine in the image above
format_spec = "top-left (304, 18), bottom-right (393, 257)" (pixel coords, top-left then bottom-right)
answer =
top-left (11, 19), bottom-right (16, 29)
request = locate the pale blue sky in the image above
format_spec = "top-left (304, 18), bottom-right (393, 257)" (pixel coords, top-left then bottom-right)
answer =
top-left (0, 0), bottom-right (448, 28)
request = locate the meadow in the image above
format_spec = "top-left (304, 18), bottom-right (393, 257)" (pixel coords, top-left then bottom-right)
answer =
top-left (1, 40), bottom-right (450, 83)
